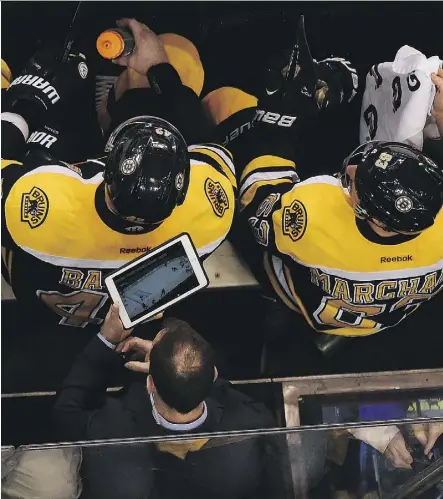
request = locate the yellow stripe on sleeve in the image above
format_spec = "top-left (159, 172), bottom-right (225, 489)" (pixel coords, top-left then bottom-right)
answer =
top-left (283, 264), bottom-right (317, 329)
top-left (240, 155), bottom-right (296, 183)
top-left (240, 179), bottom-right (292, 211)
top-left (205, 142), bottom-right (234, 162)
top-left (1, 246), bottom-right (13, 283)
top-left (190, 145), bottom-right (236, 187)
top-left (1, 160), bottom-right (22, 170)
top-left (263, 252), bottom-right (301, 313)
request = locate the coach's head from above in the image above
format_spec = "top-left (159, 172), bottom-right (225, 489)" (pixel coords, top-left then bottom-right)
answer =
top-left (339, 141), bottom-right (443, 238)
top-left (103, 305), bottom-right (218, 424)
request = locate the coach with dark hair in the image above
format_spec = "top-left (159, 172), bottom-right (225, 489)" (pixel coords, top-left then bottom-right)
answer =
top-left (52, 305), bottom-right (292, 499)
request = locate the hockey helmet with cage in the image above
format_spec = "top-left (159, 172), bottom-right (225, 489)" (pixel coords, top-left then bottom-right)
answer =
top-left (103, 116), bottom-right (189, 225)
top-left (339, 141), bottom-right (443, 233)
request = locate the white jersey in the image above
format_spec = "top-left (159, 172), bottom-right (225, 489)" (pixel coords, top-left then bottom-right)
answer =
top-left (359, 45), bottom-right (442, 150)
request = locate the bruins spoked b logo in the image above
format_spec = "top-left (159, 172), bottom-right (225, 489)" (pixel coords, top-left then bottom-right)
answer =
top-left (21, 187), bottom-right (49, 228)
top-left (282, 200), bottom-right (307, 242)
top-left (395, 196), bottom-right (413, 213)
top-left (205, 178), bottom-right (229, 217)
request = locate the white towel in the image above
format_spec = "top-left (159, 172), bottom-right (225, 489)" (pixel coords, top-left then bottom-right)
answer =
top-left (360, 45), bottom-right (442, 150)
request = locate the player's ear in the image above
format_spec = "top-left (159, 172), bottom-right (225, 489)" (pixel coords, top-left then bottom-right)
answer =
top-left (346, 164), bottom-right (357, 179)
top-left (213, 366), bottom-right (218, 382)
top-left (147, 375), bottom-right (155, 393)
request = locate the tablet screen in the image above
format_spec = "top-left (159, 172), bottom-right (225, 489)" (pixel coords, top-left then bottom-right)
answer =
top-left (114, 241), bottom-right (199, 322)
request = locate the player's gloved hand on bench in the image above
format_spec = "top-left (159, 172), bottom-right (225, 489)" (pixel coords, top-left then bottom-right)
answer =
top-left (255, 64), bottom-right (320, 132)
top-left (4, 46), bottom-right (90, 130)
top-left (255, 53), bottom-right (358, 131)
top-left (315, 57), bottom-right (359, 111)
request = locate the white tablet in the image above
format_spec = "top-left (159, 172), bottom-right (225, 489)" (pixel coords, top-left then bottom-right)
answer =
top-left (105, 233), bottom-right (209, 329)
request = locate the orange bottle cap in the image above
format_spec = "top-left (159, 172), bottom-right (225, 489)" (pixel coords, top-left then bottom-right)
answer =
top-left (96, 30), bottom-right (125, 60)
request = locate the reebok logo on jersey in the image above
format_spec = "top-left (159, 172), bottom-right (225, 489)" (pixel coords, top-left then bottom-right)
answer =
top-left (120, 247), bottom-right (150, 254)
top-left (10, 75), bottom-right (60, 105)
top-left (380, 255), bottom-right (413, 263)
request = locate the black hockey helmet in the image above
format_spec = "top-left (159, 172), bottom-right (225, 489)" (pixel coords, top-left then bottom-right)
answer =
top-left (339, 141), bottom-right (443, 233)
top-left (103, 116), bottom-right (189, 225)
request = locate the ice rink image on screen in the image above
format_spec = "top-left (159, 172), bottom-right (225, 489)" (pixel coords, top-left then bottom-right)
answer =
top-left (114, 243), bottom-right (200, 321)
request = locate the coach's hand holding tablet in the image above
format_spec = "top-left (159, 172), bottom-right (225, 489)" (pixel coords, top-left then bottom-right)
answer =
top-left (99, 304), bottom-right (134, 347)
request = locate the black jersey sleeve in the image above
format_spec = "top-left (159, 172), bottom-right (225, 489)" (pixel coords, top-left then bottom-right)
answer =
top-left (107, 64), bottom-right (212, 145)
top-left (204, 86), bottom-right (300, 251)
top-left (1, 113), bottom-right (29, 162)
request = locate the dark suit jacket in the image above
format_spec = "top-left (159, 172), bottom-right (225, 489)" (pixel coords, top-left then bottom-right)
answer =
top-left (52, 336), bottom-right (292, 499)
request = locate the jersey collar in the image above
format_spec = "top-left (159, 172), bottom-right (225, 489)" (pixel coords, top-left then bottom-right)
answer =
top-left (355, 217), bottom-right (420, 245)
top-left (95, 182), bottom-right (159, 235)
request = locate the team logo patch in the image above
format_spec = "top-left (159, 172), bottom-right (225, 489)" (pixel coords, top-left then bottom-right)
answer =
top-left (395, 196), bottom-right (413, 213)
top-left (21, 187), bottom-right (49, 228)
top-left (78, 62), bottom-right (88, 79)
top-left (282, 200), bottom-right (307, 242)
top-left (204, 178), bottom-right (229, 217)
top-left (175, 172), bottom-right (184, 191)
top-left (120, 158), bottom-right (137, 175)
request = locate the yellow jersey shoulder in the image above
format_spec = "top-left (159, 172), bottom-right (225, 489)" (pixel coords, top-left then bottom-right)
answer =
top-left (5, 159), bottom-right (235, 263)
top-left (163, 148), bottom-right (236, 253)
top-left (182, 142), bottom-right (236, 224)
top-left (273, 175), bottom-right (443, 271)
top-left (5, 164), bottom-right (103, 252)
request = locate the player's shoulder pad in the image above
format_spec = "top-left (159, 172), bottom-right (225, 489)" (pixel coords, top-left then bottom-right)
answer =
top-left (188, 142), bottom-right (236, 188)
top-left (275, 174), bottom-right (343, 242)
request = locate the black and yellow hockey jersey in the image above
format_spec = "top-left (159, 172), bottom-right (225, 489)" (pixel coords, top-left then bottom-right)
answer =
top-left (204, 87), bottom-right (443, 337)
top-left (1, 143), bottom-right (236, 328)
top-left (240, 168), bottom-right (443, 337)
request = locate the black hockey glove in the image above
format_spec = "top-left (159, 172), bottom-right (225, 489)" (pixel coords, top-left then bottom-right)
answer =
top-left (315, 57), bottom-right (359, 111)
top-left (255, 62), bottom-right (321, 132)
top-left (4, 47), bottom-right (90, 130)
top-left (256, 56), bottom-right (359, 131)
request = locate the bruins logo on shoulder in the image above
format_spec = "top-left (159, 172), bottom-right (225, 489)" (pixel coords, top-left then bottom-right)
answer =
top-left (282, 200), bottom-right (307, 242)
top-left (21, 187), bottom-right (49, 229)
top-left (204, 178), bottom-right (229, 217)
